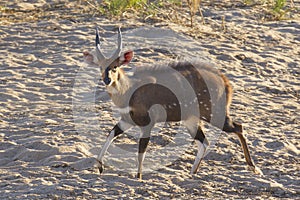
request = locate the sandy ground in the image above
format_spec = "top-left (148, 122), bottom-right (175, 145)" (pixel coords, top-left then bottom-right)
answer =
top-left (0, 0), bottom-right (299, 199)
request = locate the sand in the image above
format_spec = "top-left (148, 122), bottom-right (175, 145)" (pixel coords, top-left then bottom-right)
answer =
top-left (0, 0), bottom-right (299, 199)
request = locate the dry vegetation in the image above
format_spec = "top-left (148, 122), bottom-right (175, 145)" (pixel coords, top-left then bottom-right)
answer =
top-left (0, 0), bottom-right (298, 26)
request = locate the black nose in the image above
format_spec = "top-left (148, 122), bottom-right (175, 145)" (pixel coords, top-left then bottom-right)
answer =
top-left (104, 67), bottom-right (111, 85)
top-left (104, 76), bottom-right (111, 85)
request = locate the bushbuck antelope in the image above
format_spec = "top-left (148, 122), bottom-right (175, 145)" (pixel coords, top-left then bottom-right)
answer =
top-left (83, 28), bottom-right (262, 179)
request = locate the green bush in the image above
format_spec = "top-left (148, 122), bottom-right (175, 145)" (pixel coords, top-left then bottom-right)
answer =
top-left (99, 0), bottom-right (182, 16)
top-left (272, 0), bottom-right (287, 19)
top-left (100, 0), bottom-right (147, 15)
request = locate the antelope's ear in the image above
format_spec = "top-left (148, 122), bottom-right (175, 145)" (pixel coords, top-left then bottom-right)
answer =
top-left (83, 51), bottom-right (94, 64)
top-left (120, 50), bottom-right (134, 65)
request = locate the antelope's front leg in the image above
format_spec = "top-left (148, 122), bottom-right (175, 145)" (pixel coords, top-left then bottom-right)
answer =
top-left (97, 120), bottom-right (132, 174)
top-left (137, 137), bottom-right (150, 179)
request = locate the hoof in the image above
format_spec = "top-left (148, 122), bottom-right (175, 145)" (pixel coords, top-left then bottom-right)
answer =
top-left (97, 160), bottom-right (104, 174)
top-left (248, 165), bottom-right (263, 175)
top-left (190, 163), bottom-right (200, 174)
top-left (136, 173), bottom-right (142, 179)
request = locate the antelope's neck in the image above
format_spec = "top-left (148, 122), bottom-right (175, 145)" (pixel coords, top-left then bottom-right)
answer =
top-left (107, 73), bottom-right (131, 102)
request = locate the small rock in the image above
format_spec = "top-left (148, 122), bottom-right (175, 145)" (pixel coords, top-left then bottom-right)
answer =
top-left (45, 119), bottom-right (59, 125)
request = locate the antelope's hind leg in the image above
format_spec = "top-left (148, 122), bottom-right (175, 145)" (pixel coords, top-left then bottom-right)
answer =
top-left (224, 118), bottom-right (263, 175)
top-left (232, 122), bottom-right (263, 175)
top-left (191, 126), bottom-right (209, 174)
top-left (97, 120), bottom-right (132, 174)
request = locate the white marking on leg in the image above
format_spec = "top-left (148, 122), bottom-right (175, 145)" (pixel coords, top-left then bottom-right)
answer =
top-left (183, 116), bottom-right (199, 136)
top-left (137, 152), bottom-right (146, 176)
top-left (191, 140), bottom-right (207, 174)
top-left (116, 106), bottom-right (132, 114)
top-left (119, 120), bottom-right (132, 131)
top-left (97, 130), bottom-right (115, 162)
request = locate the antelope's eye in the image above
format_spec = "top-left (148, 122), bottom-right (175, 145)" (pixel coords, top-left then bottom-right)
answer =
top-left (111, 66), bottom-right (117, 72)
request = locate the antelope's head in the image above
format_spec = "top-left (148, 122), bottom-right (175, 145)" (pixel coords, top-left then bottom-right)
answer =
top-left (83, 28), bottom-right (133, 91)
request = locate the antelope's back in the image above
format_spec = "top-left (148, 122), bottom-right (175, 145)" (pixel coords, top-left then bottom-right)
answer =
top-left (129, 61), bottom-right (229, 124)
